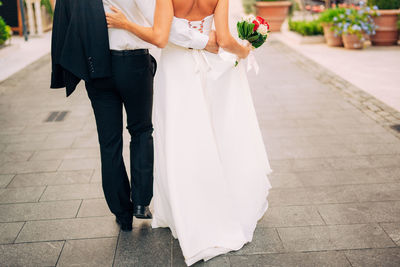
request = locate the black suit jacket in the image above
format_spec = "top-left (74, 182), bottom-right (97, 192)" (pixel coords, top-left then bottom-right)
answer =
top-left (51, 0), bottom-right (112, 96)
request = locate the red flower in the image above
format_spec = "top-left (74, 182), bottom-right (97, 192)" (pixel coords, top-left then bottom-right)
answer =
top-left (256, 16), bottom-right (265, 25)
top-left (252, 19), bottom-right (260, 31)
top-left (265, 21), bottom-right (270, 30)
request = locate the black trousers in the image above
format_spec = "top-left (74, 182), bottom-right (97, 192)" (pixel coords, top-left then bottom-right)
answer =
top-left (85, 51), bottom-right (156, 218)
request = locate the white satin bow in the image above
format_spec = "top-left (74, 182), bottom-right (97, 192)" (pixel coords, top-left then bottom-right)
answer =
top-left (192, 49), bottom-right (212, 74)
top-left (246, 51), bottom-right (259, 74)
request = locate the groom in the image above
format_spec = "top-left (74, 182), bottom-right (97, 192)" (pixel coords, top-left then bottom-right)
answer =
top-left (51, 0), bottom-right (218, 231)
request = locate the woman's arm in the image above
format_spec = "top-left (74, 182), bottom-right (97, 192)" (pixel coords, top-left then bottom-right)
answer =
top-left (214, 0), bottom-right (250, 59)
top-left (135, 0), bottom-right (215, 51)
top-left (106, 0), bottom-right (173, 48)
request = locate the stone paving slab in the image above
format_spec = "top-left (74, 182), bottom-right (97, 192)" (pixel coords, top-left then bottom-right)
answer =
top-left (0, 186), bottom-right (46, 204)
top-left (39, 183), bottom-right (104, 201)
top-left (344, 247), bottom-right (400, 267)
top-left (318, 201), bottom-right (400, 225)
top-left (267, 185), bottom-right (360, 207)
top-left (0, 175), bottom-right (14, 188)
top-left (0, 222), bottom-right (24, 244)
top-left (0, 152), bottom-right (33, 166)
top-left (15, 217), bottom-right (119, 243)
top-left (277, 224), bottom-right (396, 252)
top-left (0, 133), bottom-right (48, 144)
top-left (0, 200), bottom-right (81, 222)
top-left (380, 223), bottom-right (400, 246)
top-left (0, 160), bottom-right (61, 174)
top-left (3, 138), bottom-right (75, 152)
top-left (259, 206), bottom-right (325, 228)
top-left (30, 148), bottom-right (100, 161)
top-left (77, 199), bottom-right (113, 218)
top-left (229, 251), bottom-right (351, 267)
top-left (57, 237), bottom-right (117, 267)
top-left (113, 227), bottom-right (172, 267)
top-left (7, 170), bottom-right (93, 187)
top-left (58, 158), bottom-right (101, 172)
top-left (0, 241), bottom-right (64, 267)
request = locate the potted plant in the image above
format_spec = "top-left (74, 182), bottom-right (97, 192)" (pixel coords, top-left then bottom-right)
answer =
top-left (337, 6), bottom-right (376, 49)
top-left (255, 0), bottom-right (292, 32)
top-left (0, 1), bottom-right (12, 46)
top-left (318, 7), bottom-right (346, 46)
top-left (368, 0), bottom-right (400, 45)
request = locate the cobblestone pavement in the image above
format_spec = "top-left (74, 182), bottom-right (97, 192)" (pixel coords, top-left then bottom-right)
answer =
top-left (0, 38), bottom-right (400, 266)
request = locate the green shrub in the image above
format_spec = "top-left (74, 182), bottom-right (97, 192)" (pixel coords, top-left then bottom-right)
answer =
top-left (288, 19), bottom-right (323, 36)
top-left (243, 0), bottom-right (255, 14)
top-left (398, 15), bottom-right (400, 30)
top-left (318, 7), bottom-right (347, 24)
top-left (0, 16), bottom-right (12, 45)
top-left (367, 0), bottom-right (400, 9)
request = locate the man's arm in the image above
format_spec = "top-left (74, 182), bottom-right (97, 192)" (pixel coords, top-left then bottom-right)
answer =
top-left (135, 0), bottom-right (218, 52)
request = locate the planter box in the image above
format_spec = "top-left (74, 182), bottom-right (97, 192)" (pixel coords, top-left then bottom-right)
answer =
top-left (255, 1), bottom-right (292, 32)
top-left (371, 9), bottom-right (400, 46)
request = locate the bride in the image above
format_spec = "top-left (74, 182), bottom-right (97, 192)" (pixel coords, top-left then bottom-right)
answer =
top-left (106, 0), bottom-right (272, 265)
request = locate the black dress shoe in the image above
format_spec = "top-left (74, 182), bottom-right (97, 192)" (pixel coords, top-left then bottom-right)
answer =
top-left (115, 217), bottom-right (133, 231)
top-left (133, 205), bottom-right (152, 219)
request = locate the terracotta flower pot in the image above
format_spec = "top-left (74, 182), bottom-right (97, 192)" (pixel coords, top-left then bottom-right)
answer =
top-left (322, 24), bottom-right (343, 46)
top-left (255, 1), bottom-right (292, 32)
top-left (371, 10), bottom-right (400, 46)
top-left (342, 34), bottom-right (364, 49)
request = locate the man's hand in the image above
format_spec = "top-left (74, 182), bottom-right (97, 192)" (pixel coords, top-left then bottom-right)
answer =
top-left (205, 31), bottom-right (219, 54)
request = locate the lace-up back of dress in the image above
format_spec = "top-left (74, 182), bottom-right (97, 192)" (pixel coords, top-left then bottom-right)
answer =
top-left (187, 15), bottom-right (213, 36)
top-left (172, 0), bottom-right (216, 36)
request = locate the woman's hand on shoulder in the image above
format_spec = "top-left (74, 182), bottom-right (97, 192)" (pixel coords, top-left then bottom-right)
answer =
top-left (106, 6), bottom-right (129, 30)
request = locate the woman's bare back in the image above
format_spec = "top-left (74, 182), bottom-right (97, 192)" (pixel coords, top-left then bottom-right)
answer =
top-left (172, 0), bottom-right (219, 21)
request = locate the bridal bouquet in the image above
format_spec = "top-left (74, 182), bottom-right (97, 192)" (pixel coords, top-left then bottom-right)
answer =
top-left (235, 15), bottom-right (270, 67)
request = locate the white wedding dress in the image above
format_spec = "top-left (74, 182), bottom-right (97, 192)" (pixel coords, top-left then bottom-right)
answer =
top-left (151, 14), bottom-right (272, 266)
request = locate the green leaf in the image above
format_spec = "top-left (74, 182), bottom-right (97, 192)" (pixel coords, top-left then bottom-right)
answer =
top-left (237, 21), bottom-right (247, 39)
top-left (251, 35), bottom-right (266, 48)
top-left (246, 23), bottom-right (255, 36)
top-left (247, 34), bottom-right (259, 42)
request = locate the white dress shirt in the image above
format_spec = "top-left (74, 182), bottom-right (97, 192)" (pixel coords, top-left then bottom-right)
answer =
top-left (103, 0), bottom-right (209, 50)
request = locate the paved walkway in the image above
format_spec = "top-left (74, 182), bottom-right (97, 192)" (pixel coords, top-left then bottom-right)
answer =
top-left (276, 26), bottom-right (400, 113)
top-left (0, 32), bottom-right (52, 84)
top-left (1, 34), bottom-right (400, 266)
